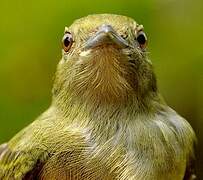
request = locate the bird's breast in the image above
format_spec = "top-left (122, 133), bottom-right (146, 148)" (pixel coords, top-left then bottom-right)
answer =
top-left (38, 116), bottom-right (187, 180)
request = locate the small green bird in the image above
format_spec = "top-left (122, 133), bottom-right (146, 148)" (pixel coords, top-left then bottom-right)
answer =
top-left (0, 14), bottom-right (196, 180)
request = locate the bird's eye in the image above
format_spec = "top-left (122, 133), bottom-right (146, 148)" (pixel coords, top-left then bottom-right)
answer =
top-left (136, 31), bottom-right (147, 49)
top-left (62, 32), bottom-right (73, 52)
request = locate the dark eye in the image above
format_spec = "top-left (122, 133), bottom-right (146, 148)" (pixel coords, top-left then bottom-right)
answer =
top-left (62, 32), bottom-right (73, 52)
top-left (136, 31), bottom-right (147, 49)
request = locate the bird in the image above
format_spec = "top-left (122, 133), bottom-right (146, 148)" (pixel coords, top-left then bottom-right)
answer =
top-left (0, 14), bottom-right (196, 180)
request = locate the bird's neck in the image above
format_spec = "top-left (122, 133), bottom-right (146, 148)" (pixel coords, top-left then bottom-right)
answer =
top-left (52, 89), bottom-right (162, 125)
top-left (50, 91), bottom-right (163, 146)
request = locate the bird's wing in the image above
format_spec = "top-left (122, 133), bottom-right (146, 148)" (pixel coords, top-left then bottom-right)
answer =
top-left (183, 155), bottom-right (197, 180)
top-left (0, 143), bottom-right (7, 156)
top-left (0, 143), bottom-right (46, 180)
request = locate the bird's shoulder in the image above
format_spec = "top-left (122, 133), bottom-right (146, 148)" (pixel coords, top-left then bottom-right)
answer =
top-left (0, 142), bottom-right (47, 179)
top-left (0, 107), bottom-right (57, 179)
top-left (157, 106), bottom-right (197, 180)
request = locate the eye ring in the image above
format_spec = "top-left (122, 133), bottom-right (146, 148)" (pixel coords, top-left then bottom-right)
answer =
top-left (136, 31), bottom-right (147, 49)
top-left (62, 32), bottom-right (73, 52)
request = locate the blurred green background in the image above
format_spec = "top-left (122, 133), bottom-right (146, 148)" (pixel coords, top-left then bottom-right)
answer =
top-left (0, 0), bottom-right (202, 177)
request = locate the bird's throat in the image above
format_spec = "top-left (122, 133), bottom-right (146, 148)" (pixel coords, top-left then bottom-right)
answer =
top-left (70, 47), bottom-right (134, 103)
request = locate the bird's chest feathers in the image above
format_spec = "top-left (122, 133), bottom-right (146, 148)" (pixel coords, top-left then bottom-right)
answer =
top-left (42, 108), bottom-right (188, 179)
top-left (83, 113), bottom-right (187, 179)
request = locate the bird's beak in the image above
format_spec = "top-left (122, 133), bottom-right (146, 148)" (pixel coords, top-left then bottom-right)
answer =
top-left (84, 24), bottom-right (129, 50)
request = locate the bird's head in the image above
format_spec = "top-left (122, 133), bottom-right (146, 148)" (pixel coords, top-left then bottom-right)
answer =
top-left (53, 14), bottom-right (157, 106)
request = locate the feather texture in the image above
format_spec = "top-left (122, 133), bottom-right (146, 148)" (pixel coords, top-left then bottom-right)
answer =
top-left (0, 14), bottom-right (196, 180)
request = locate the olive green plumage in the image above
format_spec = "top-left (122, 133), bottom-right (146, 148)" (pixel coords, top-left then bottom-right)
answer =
top-left (0, 14), bottom-right (196, 180)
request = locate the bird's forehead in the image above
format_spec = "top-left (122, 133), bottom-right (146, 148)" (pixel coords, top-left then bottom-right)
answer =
top-left (68, 14), bottom-right (139, 35)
